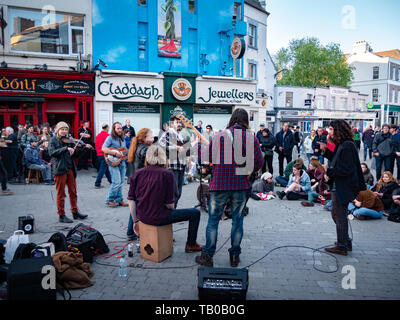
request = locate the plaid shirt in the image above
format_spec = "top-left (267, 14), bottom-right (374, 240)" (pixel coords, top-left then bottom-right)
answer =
top-left (159, 128), bottom-right (187, 171)
top-left (199, 125), bottom-right (264, 191)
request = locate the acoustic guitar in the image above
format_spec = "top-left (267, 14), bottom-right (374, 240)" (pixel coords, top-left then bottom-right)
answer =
top-left (104, 147), bottom-right (129, 167)
top-left (175, 113), bottom-right (210, 146)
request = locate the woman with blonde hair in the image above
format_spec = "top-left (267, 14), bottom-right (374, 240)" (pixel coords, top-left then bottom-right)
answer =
top-left (126, 128), bottom-right (154, 240)
top-left (127, 128), bottom-right (154, 179)
top-left (371, 171), bottom-right (398, 210)
top-left (127, 145), bottom-right (203, 253)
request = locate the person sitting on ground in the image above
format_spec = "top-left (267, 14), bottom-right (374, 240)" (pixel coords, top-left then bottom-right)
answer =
top-left (361, 163), bottom-right (374, 188)
top-left (275, 158), bottom-right (307, 187)
top-left (251, 172), bottom-right (275, 200)
top-left (24, 139), bottom-right (54, 185)
top-left (348, 188), bottom-right (384, 220)
top-left (128, 144), bottom-right (203, 253)
top-left (306, 159), bottom-right (325, 190)
top-left (388, 188), bottom-right (400, 222)
top-left (277, 163), bottom-right (311, 200)
top-left (184, 160), bottom-right (197, 185)
top-left (371, 171), bottom-right (398, 211)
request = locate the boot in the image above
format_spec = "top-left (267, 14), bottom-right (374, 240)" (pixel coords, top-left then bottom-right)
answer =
top-left (229, 253), bottom-right (240, 267)
top-left (73, 212), bottom-right (88, 220)
top-left (335, 241), bottom-right (352, 251)
top-left (277, 191), bottom-right (286, 200)
top-left (195, 251), bottom-right (213, 267)
top-left (324, 245), bottom-right (348, 256)
top-left (185, 242), bottom-right (203, 253)
top-left (59, 215), bottom-right (73, 223)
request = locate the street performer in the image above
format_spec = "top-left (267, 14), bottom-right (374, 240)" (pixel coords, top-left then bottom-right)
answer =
top-left (49, 122), bottom-right (88, 223)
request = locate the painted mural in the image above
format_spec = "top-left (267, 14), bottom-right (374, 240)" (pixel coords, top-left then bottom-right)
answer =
top-left (158, 0), bottom-right (182, 58)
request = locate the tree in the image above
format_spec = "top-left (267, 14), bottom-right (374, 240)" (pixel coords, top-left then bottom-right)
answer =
top-left (273, 37), bottom-right (353, 88)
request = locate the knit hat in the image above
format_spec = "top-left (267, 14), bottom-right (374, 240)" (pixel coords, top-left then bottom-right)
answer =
top-left (261, 172), bottom-right (273, 181)
top-left (55, 122), bottom-right (69, 134)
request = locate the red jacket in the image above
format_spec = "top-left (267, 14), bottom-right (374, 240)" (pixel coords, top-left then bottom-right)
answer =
top-left (95, 131), bottom-right (110, 156)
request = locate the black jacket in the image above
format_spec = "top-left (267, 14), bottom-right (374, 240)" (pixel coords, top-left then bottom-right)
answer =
top-left (275, 130), bottom-right (294, 156)
top-left (49, 136), bottom-right (77, 177)
top-left (312, 134), bottom-right (327, 156)
top-left (122, 125), bottom-right (136, 138)
top-left (324, 140), bottom-right (366, 204)
top-left (371, 181), bottom-right (399, 210)
top-left (259, 135), bottom-right (275, 154)
top-left (372, 132), bottom-right (394, 157)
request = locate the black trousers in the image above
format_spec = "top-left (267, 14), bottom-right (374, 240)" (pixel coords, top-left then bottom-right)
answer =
top-left (77, 148), bottom-right (91, 170)
top-left (172, 169), bottom-right (185, 209)
top-left (262, 154), bottom-right (274, 175)
top-left (0, 159), bottom-right (8, 191)
top-left (331, 192), bottom-right (352, 250)
top-left (278, 153), bottom-right (292, 177)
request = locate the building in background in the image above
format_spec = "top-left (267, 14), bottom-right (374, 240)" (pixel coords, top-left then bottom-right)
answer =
top-left (274, 84), bottom-right (373, 132)
top-left (346, 41), bottom-right (400, 126)
top-left (243, 0), bottom-right (276, 132)
top-left (0, 0), bottom-right (94, 136)
top-left (93, 0), bottom-right (263, 135)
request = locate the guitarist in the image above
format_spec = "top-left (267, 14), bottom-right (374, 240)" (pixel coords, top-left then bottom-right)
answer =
top-left (102, 122), bottom-right (129, 208)
top-left (159, 115), bottom-right (188, 209)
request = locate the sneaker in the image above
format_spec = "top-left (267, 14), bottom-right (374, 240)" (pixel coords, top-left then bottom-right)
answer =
top-left (301, 201), bottom-right (314, 207)
top-left (195, 252), bottom-right (214, 267)
top-left (1, 189), bottom-right (13, 196)
top-left (185, 242), bottom-right (203, 253)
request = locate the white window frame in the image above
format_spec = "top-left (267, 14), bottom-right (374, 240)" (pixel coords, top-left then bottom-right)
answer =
top-left (372, 89), bottom-right (379, 103)
top-left (9, 7), bottom-right (85, 57)
top-left (248, 62), bottom-right (257, 80)
top-left (373, 66), bottom-right (379, 80)
top-left (248, 24), bottom-right (257, 49)
top-left (331, 96), bottom-right (336, 109)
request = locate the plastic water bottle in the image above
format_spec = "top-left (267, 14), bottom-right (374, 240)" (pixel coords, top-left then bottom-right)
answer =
top-left (118, 254), bottom-right (127, 278)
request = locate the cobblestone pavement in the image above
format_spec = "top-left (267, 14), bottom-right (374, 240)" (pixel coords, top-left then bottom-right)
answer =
top-left (1, 153), bottom-right (399, 300)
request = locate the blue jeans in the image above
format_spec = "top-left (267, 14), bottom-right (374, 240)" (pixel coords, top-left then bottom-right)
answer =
top-left (95, 156), bottom-right (112, 187)
top-left (203, 191), bottom-right (247, 257)
top-left (348, 203), bottom-right (383, 219)
top-left (308, 191), bottom-right (320, 202)
top-left (318, 155), bottom-right (325, 165)
top-left (106, 163), bottom-right (126, 203)
top-left (375, 155), bottom-right (391, 181)
top-left (306, 153), bottom-right (313, 164)
top-left (275, 176), bottom-right (289, 187)
top-left (363, 142), bottom-right (372, 161)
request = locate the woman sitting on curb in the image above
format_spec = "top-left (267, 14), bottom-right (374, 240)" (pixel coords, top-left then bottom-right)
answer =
top-left (348, 188), bottom-right (384, 220)
top-left (277, 163), bottom-right (311, 200)
top-left (361, 163), bottom-right (374, 188)
top-left (251, 172), bottom-right (275, 200)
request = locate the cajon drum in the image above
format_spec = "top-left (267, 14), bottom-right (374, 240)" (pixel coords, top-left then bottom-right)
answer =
top-left (139, 222), bottom-right (173, 263)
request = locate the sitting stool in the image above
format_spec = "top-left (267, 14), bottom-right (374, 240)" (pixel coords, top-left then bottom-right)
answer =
top-left (27, 169), bottom-right (42, 184)
top-left (138, 222), bottom-right (173, 263)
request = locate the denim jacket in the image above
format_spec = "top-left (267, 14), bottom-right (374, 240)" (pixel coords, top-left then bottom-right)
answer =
top-left (287, 171), bottom-right (311, 192)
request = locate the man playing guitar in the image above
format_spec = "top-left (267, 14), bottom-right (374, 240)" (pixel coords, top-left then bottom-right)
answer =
top-left (102, 122), bottom-right (129, 208)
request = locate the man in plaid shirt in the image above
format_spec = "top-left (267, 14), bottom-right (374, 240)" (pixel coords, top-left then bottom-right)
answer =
top-left (196, 108), bottom-right (264, 268)
top-left (159, 115), bottom-right (188, 208)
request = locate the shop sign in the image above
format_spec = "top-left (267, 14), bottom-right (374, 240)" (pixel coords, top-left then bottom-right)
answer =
top-left (194, 106), bottom-right (232, 115)
top-left (0, 76), bottom-right (94, 95)
top-left (230, 37), bottom-right (246, 59)
top-left (113, 104), bottom-right (160, 114)
top-left (196, 80), bottom-right (256, 105)
top-left (171, 78), bottom-right (192, 101)
top-left (161, 104), bottom-right (193, 126)
top-left (96, 76), bottom-right (163, 102)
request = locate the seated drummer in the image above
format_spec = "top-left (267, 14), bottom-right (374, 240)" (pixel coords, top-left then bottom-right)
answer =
top-left (128, 144), bottom-right (203, 253)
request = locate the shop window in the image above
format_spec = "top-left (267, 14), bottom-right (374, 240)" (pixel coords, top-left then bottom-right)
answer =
top-left (22, 102), bottom-right (35, 110)
top-left (373, 66), bottom-right (379, 80)
top-left (8, 101), bottom-right (20, 110)
top-left (248, 24), bottom-right (257, 49)
top-left (0, 103), bottom-right (7, 110)
top-left (24, 115), bottom-right (33, 125)
top-left (248, 63), bottom-right (257, 80)
top-left (9, 7), bottom-right (85, 55)
top-left (372, 89), bottom-right (379, 103)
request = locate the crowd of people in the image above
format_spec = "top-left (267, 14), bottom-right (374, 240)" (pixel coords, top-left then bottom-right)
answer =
top-left (1, 114), bottom-right (400, 268)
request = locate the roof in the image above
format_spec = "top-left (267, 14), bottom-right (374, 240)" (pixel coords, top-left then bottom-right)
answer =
top-left (245, 0), bottom-right (270, 15)
top-left (374, 49), bottom-right (400, 60)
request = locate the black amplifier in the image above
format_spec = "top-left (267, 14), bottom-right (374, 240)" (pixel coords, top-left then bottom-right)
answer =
top-left (18, 215), bottom-right (35, 234)
top-left (198, 267), bottom-right (248, 300)
top-left (66, 238), bottom-right (93, 263)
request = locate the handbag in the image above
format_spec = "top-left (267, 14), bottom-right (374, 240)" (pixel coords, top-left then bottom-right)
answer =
top-left (5, 231), bottom-right (30, 264)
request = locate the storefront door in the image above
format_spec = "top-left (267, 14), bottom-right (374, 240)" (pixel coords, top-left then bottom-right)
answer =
top-left (0, 112), bottom-right (36, 132)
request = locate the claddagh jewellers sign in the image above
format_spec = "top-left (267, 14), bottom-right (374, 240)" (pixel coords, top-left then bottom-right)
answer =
top-left (196, 79), bottom-right (256, 105)
top-left (96, 76), bottom-right (163, 103)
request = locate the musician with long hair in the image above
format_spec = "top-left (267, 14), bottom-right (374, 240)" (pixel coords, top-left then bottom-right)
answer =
top-left (102, 122), bottom-right (128, 208)
top-left (48, 122), bottom-right (88, 223)
top-left (319, 119), bottom-right (366, 255)
top-left (126, 128), bottom-right (154, 240)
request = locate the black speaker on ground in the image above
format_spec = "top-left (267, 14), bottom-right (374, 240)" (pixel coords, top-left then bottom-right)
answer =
top-left (7, 256), bottom-right (56, 300)
top-left (198, 267), bottom-right (249, 300)
top-left (18, 215), bottom-right (35, 234)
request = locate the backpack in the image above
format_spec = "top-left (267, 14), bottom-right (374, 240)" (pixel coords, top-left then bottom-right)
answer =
top-left (48, 232), bottom-right (68, 253)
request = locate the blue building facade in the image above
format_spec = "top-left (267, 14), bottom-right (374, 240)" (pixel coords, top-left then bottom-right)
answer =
top-left (93, 0), bottom-right (247, 77)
